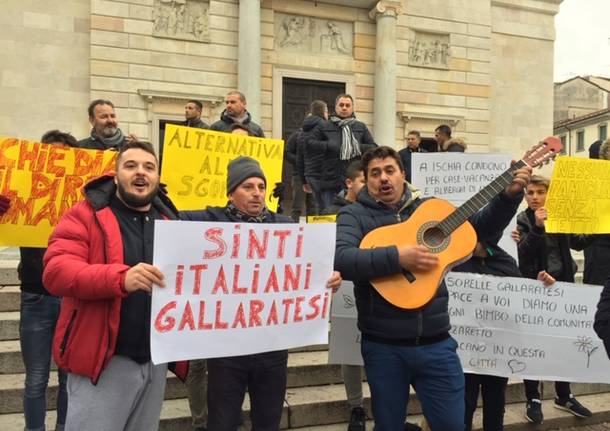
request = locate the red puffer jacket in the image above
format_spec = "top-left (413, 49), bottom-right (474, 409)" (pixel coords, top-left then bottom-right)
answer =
top-left (43, 175), bottom-right (187, 384)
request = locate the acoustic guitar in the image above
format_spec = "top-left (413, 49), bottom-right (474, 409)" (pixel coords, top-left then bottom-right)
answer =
top-left (359, 137), bottom-right (563, 310)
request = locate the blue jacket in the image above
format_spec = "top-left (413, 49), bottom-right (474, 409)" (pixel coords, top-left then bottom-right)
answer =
top-left (334, 185), bottom-right (522, 342)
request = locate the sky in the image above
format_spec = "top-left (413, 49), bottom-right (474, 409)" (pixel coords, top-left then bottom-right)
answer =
top-left (554, 0), bottom-right (610, 82)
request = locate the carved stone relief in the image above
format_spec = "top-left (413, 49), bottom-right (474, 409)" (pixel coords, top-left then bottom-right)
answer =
top-left (153, 0), bottom-right (210, 42)
top-left (274, 13), bottom-right (353, 56)
top-left (408, 31), bottom-right (450, 69)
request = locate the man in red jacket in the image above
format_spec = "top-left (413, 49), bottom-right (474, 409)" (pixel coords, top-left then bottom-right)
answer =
top-left (43, 140), bottom-right (186, 431)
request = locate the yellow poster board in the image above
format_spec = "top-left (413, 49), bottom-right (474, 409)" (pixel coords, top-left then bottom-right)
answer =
top-left (306, 214), bottom-right (337, 223)
top-left (0, 137), bottom-right (117, 247)
top-left (545, 156), bottom-right (610, 233)
top-left (160, 125), bottom-right (283, 211)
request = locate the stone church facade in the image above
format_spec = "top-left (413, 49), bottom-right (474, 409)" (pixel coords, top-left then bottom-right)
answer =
top-left (1, 0), bottom-right (561, 156)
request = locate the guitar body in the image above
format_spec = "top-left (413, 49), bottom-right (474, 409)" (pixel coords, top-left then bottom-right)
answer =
top-left (360, 198), bottom-right (477, 309)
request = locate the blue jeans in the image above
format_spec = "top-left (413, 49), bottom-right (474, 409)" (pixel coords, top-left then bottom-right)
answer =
top-left (20, 292), bottom-right (67, 431)
top-left (362, 337), bottom-right (465, 431)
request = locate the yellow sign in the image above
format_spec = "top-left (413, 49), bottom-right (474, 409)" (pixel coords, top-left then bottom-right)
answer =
top-left (545, 156), bottom-right (610, 233)
top-left (0, 137), bottom-right (117, 247)
top-left (307, 214), bottom-right (337, 223)
top-left (161, 125), bottom-right (283, 211)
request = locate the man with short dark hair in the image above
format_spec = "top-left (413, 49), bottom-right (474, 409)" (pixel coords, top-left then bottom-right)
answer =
top-left (309, 94), bottom-right (376, 210)
top-left (210, 91), bottom-right (265, 137)
top-left (434, 124), bottom-right (452, 151)
top-left (43, 141), bottom-right (187, 431)
top-left (334, 146), bottom-right (531, 430)
top-left (181, 156), bottom-right (341, 431)
top-left (183, 100), bottom-right (209, 129)
top-left (79, 99), bottom-right (137, 150)
top-left (398, 130), bottom-right (427, 183)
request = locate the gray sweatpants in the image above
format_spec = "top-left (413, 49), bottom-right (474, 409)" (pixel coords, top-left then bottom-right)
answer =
top-left (65, 355), bottom-right (168, 431)
top-left (342, 364), bottom-right (364, 408)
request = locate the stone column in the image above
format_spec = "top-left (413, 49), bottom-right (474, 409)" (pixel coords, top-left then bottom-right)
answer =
top-left (238, 0), bottom-right (261, 121)
top-left (370, 1), bottom-right (403, 147)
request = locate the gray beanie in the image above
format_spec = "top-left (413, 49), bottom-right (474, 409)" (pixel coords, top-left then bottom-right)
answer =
top-left (226, 156), bottom-right (267, 194)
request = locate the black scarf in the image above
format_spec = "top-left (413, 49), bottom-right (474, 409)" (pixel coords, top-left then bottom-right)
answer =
top-left (224, 203), bottom-right (268, 223)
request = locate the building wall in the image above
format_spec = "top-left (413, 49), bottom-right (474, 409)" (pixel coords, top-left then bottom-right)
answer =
top-left (554, 78), bottom-right (608, 122)
top-left (0, 0), bottom-right (91, 140)
top-left (89, 0), bottom-right (239, 141)
top-left (396, 0), bottom-right (492, 151)
top-left (490, 0), bottom-right (559, 155)
top-left (0, 0), bottom-right (561, 157)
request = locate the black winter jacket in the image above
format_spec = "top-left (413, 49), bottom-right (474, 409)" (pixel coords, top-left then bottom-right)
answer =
top-left (298, 116), bottom-right (327, 183)
top-left (398, 147), bottom-right (427, 183)
top-left (584, 236), bottom-right (610, 285)
top-left (183, 118), bottom-right (210, 129)
top-left (210, 110), bottom-right (265, 137)
top-left (284, 129), bottom-right (300, 173)
top-left (334, 185), bottom-right (523, 342)
top-left (516, 209), bottom-right (590, 281)
top-left (594, 279), bottom-right (610, 359)
top-left (309, 118), bottom-right (376, 190)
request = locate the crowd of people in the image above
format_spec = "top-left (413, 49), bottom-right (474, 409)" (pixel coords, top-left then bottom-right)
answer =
top-left (0, 89), bottom-right (609, 431)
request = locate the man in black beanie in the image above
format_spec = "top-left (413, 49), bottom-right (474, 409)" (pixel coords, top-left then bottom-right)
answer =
top-left (181, 156), bottom-right (342, 431)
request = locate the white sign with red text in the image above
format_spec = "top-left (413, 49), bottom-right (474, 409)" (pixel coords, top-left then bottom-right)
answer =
top-left (151, 220), bottom-right (336, 364)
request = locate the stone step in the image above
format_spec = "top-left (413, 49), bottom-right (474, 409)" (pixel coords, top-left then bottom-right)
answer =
top-left (2, 386), bottom-right (610, 431)
top-left (0, 312), bottom-right (19, 341)
top-left (0, 286), bottom-right (19, 313)
top-left (0, 349), bottom-right (346, 414)
top-left (275, 391), bottom-right (610, 431)
top-left (0, 339), bottom-right (330, 375)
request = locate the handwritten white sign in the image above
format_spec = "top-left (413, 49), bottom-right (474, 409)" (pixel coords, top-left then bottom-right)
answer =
top-left (151, 220), bottom-right (336, 364)
top-left (329, 273), bottom-right (610, 383)
top-left (411, 153), bottom-right (517, 259)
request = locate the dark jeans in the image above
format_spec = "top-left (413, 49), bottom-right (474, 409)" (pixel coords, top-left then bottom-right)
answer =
top-left (290, 175), bottom-right (317, 222)
top-left (524, 379), bottom-right (571, 400)
top-left (306, 177), bottom-right (340, 213)
top-left (20, 292), bottom-right (68, 431)
top-left (464, 373), bottom-right (508, 431)
top-left (207, 350), bottom-right (288, 431)
top-left (362, 337), bottom-right (465, 431)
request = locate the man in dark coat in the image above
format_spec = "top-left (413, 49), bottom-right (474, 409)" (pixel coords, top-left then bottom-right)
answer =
top-left (334, 146), bottom-right (531, 430)
top-left (210, 91), bottom-right (264, 137)
top-left (78, 99), bottom-right (137, 150)
top-left (181, 156), bottom-right (341, 431)
top-left (183, 100), bottom-right (209, 129)
top-left (308, 94), bottom-right (376, 210)
top-left (398, 130), bottom-right (427, 183)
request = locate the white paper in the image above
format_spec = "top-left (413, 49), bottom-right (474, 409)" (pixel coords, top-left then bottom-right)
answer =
top-left (151, 220), bottom-right (336, 364)
top-left (328, 273), bottom-right (610, 383)
top-left (411, 152), bottom-right (517, 259)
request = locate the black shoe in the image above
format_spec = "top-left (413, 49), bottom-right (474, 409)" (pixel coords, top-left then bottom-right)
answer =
top-left (194, 427), bottom-right (206, 431)
top-left (347, 406), bottom-right (366, 431)
top-left (404, 421), bottom-right (422, 431)
top-left (525, 399), bottom-right (544, 424)
top-left (554, 395), bottom-right (592, 418)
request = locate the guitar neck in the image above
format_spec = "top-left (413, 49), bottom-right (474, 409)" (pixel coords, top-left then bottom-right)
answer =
top-left (437, 159), bottom-right (527, 236)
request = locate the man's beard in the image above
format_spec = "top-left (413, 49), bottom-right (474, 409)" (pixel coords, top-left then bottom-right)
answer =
top-left (117, 181), bottom-right (158, 209)
top-left (101, 125), bottom-right (118, 138)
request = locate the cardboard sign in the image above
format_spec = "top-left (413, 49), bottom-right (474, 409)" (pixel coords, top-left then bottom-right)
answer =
top-left (411, 152), bottom-right (517, 259)
top-left (328, 272), bottom-right (610, 383)
top-left (545, 156), bottom-right (610, 233)
top-left (160, 125), bottom-right (284, 212)
top-left (0, 137), bottom-right (117, 247)
top-left (151, 220), bottom-right (336, 364)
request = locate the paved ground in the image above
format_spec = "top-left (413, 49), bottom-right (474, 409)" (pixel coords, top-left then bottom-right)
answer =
top-left (559, 424), bottom-right (610, 430)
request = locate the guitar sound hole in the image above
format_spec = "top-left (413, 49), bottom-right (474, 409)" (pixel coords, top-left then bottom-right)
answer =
top-left (422, 226), bottom-right (446, 248)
